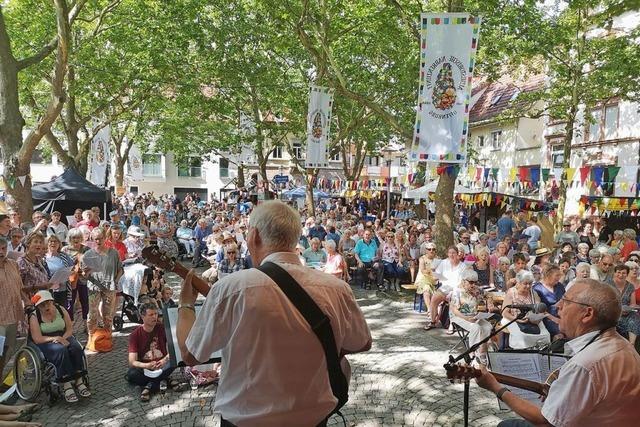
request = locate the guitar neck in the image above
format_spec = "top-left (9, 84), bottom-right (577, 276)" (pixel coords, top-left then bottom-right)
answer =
top-left (171, 262), bottom-right (211, 297)
top-left (492, 372), bottom-right (549, 396)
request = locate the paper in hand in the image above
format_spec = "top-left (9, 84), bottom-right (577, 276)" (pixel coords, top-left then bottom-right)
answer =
top-left (50, 266), bottom-right (73, 285)
top-left (474, 312), bottom-right (494, 320)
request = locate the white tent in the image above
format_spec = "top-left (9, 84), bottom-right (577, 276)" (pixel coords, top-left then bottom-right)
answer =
top-left (404, 179), bottom-right (480, 199)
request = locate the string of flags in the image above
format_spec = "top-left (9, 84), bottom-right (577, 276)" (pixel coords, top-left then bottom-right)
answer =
top-left (0, 174), bottom-right (30, 191)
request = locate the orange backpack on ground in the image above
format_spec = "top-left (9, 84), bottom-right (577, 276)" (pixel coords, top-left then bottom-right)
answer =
top-left (86, 328), bottom-right (113, 353)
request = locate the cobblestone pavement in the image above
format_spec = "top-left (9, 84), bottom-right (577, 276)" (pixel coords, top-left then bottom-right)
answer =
top-left (27, 273), bottom-right (514, 427)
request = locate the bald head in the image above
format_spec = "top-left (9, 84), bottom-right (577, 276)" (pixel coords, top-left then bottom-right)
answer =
top-left (570, 278), bottom-right (621, 330)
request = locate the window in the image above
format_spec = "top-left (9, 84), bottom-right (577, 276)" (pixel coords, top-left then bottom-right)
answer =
top-left (292, 141), bottom-right (303, 159)
top-left (330, 152), bottom-right (340, 161)
top-left (142, 154), bottom-right (163, 176)
top-left (588, 109), bottom-right (602, 142)
top-left (552, 144), bottom-right (565, 168)
top-left (272, 145), bottom-right (283, 159)
top-left (586, 104), bottom-right (619, 142)
top-left (177, 157), bottom-right (202, 178)
top-left (490, 94), bottom-right (502, 106)
top-left (477, 135), bottom-right (485, 148)
top-left (219, 157), bottom-right (229, 178)
top-left (365, 156), bottom-right (380, 166)
top-left (490, 130), bottom-right (502, 150)
top-left (604, 105), bottom-right (619, 140)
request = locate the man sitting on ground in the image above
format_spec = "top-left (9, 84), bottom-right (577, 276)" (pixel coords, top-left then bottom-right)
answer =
top-left (127, 302), bottom-right (183, 402)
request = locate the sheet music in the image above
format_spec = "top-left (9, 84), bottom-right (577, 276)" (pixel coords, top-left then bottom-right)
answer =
top-left (82, 252), bottom-right (104, 273)
top-left (488, 352), bottom-right (570, 410)
top-left (474, 312), bottom-right (495, 320)
top-left (163, 305), bottom-right (221, 367)
top-left (50, 266), bottom-right (73, 285)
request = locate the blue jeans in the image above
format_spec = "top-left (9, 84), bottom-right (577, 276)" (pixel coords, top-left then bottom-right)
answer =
top-left (382, 260), bottom-right (406, 278)
top-left (36, 336), bottom-right (85, 382)
top-left (126, 365), bottom-right (175, 391)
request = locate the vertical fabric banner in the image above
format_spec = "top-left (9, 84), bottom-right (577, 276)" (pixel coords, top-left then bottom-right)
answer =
top-left (411, 13), bottom-right (481, 163)
top-left (128, 143), bottom-right (143, 181)
top-left (305, 85), bottom-right (334, 168)
top-left (89, 125), bottom-right (111, 186)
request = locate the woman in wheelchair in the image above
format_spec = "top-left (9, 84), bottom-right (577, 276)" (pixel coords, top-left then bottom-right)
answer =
top-left (28, 291), bottom-right (91, 403)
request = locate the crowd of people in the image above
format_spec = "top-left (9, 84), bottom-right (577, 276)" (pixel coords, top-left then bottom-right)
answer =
top-left (1, 190), bottom-right (640, 425)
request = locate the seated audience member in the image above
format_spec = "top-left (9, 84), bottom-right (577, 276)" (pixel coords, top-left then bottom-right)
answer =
top-left (590, 254), bottom-right (614, 283)
top-left (302, 237), bottom-right (327, 265)
top-left (416, 242), bottom-right (439, 328)
top-left (532, 265), bottom-right (565, 340)
top-left (575, 242), bottom-right (590, 264)
top-left (159, 286), bottom-right (177, 309)
top-left (558, 256), bottom-right (576, 287)
top-left (123, 226), bottom-right (145, 260)
top-left (323, 240), bottom-right (345, 280)
top-left (505, 252), bottom-right (528, 289)
top-left (28, 291), bottom-right (90, 403)
top-left (176, 220), bottom-right (195, 257)
top-left (501, 270), bottom-right (550, 349)
top-left (427, 246), bottom-right (469, 331)
top-left (449, 270), bottom-right (492, 365)
top-left (379, 231), bottom-right (405, 291)
top-left (127, 302), bottom-right (181, 402)
top-left (493, 257), bottom-right (510, 292)
top-left (610, 264), bottom-right (640, 346)
top-left (218, 243), bottom-right (246, 279)
top-left (472, 246), bottom-right (493, 289)
top-left (566, 262), bottom-right (591, 290)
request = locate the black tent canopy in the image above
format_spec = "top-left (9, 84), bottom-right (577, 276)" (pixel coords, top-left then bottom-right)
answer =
top-left (32, 168), bottom-right (111, 221)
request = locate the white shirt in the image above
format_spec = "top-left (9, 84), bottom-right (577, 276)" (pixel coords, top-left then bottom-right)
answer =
top-left (434, 259), bottom-right (468, 294)
top-left (46, 222), bottom-right (68, 243)
top-left (541, 328), bottom-right (640, 427)
top-left (186, 252), bottom-right (371, 426)
top-left (522, 224), bottom-right (541, 247)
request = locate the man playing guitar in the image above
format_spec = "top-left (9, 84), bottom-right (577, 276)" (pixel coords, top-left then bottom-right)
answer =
top-left (475, 278), bottom-right (640, 427)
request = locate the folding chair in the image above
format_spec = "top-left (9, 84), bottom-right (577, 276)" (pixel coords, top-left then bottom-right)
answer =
top-left (449, 322), bottom-right (470, 354)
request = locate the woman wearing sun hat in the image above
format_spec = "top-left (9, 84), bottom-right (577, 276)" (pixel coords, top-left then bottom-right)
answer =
top-left (28, 290), bottom-right (90, 403)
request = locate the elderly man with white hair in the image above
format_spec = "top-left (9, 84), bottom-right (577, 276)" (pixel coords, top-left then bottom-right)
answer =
top-left (177, 201), bottom-right (371, 426)
top-left (477, 278), bottom-right (640, 426)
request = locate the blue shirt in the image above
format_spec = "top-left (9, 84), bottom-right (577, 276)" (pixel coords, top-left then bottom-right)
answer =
top-left (194, 224), bottom-right (211, 245)
top-left (354, 238), bottom-right (378, 262)
top-left (532, 282), bottom-right (565, 336)
top-left (497, 216), bottom-right (516, 239)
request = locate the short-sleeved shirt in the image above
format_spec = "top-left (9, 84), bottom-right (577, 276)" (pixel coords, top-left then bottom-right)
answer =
top-left (128, 323), bottom-right (168, 363)
top-left (354, 238), bottom-right (378, 262)
top-left (83, 248), bottom-right (122, 292)
top-left (541, 329), bottom-right (640, 426)
top-left (185, 252), bottom-right (371, 426)
top-left (0, 259), bottom-right (25, 325)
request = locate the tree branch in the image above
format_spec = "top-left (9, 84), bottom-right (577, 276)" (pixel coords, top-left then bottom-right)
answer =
top-left (16, 38), bottom-right (58, 71)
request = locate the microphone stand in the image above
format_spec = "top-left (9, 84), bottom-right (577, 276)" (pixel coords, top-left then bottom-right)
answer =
top-left (444, 310), bottom-right (529, 427)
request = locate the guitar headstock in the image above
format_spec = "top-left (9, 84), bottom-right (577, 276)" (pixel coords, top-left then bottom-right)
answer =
top-left (141, 245), bottom-right (176, 272)
top-left (444, 363), bottom-right (482, 383)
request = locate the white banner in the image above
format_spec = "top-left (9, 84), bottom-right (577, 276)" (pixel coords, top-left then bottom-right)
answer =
top-left (128, 143), bottom-right (143, 181)
top-left (411, 13), bottom-right (481, 164)
top-left (89, 125), bottom-right (111, 186)
top-left (305, 85), bottom-right (334, 168)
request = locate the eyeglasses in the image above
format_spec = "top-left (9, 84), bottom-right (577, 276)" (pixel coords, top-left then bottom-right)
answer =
top-left (560, 297), bottom-right (591, 308)
top-left (466, 280), bottom-right (478, 284)
top-left (426, 248), bottom-right (435, 251)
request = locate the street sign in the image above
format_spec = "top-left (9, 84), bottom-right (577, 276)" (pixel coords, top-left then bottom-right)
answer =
top-left (274, 175), bottom-right (289, 184)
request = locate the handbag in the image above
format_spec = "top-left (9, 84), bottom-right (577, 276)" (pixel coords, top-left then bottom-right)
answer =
top-left (257, 262), bottom-right (348, 419)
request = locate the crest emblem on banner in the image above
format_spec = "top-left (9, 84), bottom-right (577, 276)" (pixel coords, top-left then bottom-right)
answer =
top-left (95, 139), bottom-right (106, 165)
top-left (131, 154), bottom-right (141, 170)
top-left (311, 110), bottom-right (325, 140)
top-left (431, 62), bottom-right (460, 111)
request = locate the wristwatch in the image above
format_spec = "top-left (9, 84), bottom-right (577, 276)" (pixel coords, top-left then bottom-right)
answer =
top-left (496, 387), bottom-right (511, 401)
top-left (178, 303), bottom-right (196, 313)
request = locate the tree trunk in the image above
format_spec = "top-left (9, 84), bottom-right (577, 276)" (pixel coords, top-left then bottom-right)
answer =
top-left (0, 10), bottom-right (30, 219)
top-left (555, 113), bottom-right (576, 234)
top-left (114, 157), bottom-right (125, 195)
top-left (236, 163), bottom-right (245, 188)
top-left (434, 168), bottom-right (458, 258)
top-left (305, 169), bottom-right (316, 215)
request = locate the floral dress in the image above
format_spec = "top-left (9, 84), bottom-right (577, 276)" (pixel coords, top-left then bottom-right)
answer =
top-left (156, 221), bottom-right (178, 258)
top-left (17, 255), bottom-right (49, 299)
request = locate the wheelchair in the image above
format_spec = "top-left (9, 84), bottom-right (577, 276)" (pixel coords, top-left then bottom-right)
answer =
top-left (13, 308), bottom-right (90, 404)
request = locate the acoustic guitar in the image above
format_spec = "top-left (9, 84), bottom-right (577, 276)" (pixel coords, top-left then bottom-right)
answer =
top-left (141, 245), bottom-right (211, 296)
top-left (444, 363), bottom-right (560, 397)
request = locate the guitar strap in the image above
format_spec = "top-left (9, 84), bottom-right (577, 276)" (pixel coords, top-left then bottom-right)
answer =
top-left (577, 329), bottom-right (603, 353)
top-left (257, 261), bottom-right (348, 419)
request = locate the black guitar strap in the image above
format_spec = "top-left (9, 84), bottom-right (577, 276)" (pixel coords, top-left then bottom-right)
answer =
top-left (257, 261), bottom-right (348, 418)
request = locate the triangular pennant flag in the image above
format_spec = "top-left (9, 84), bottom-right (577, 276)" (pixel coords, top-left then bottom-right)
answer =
top-left (579, 167), bottom-right (590, 185)
top-left (592, 166), bottom-right (604, 188)
top-left (541, 168), bottom-right (550, 182)
top-left (607, 166), bottom-right (621, 183)
top-left (17, 175), bottom-right (27, 186)
top-left (566, 168), bottom-right (577, 182)
top-left (530, 167), bottom-right (540, 184)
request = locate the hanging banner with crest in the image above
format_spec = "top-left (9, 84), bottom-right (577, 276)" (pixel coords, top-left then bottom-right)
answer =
top-left (411, 13), bottom-right (481, 164)
top-left (128, 142), bottom-right (143, 181)
top-left (305, 85), bottom-right (334, 169)
top-left (89, 125), bottom-right (111, 186)
top-left (238, 112), bottom-right (257, 165)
